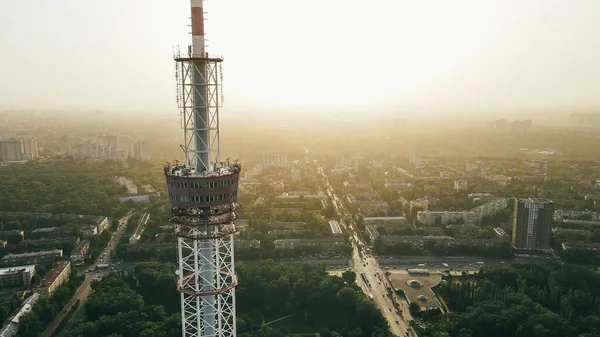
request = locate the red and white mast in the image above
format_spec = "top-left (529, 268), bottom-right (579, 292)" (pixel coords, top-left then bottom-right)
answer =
top-left (167, 1), bottom-right (239, 337)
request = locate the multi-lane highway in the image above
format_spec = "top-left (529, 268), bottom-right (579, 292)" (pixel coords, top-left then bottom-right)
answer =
top-left (320, 165), bottom-right (413, 336)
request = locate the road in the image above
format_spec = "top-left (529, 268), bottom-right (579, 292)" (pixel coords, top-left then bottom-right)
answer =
top-left (319, 165), bottom-right (412, 337)
top-left (42, 212), bottom-right (134, 337)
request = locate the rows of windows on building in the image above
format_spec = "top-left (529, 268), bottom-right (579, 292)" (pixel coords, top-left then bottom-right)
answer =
top-left (0, 137), bottom-right (38, 162)
top-left (512, 198), bottom-right (553, 250)
top-left (169, 191), bottom-right (238, 203)
top-left (59, 135), bottom-right (150, 159)
top-left (167, 178), bottom-right (239, 189)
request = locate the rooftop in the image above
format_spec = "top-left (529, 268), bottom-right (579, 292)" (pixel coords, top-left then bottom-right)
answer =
top-left (164, 162), bottom-right (241, 178)
top-left (39, 261), bottom-right (70, 287)
top-left (2, 250), bottom-right (62, 260)
top-left (11, 293), bottom-right (40, 324)
top-left (329, 221), bottom-right (342, 234)
top-left (0, 265), bottom-right (34, 276)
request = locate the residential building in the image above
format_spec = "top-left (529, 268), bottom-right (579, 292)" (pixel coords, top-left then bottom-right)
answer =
top-left (512, 199), bottom-right (553, 250)
top-left (562, 242), bottom-right (600, 252)
top-left (329, 221), bottom-right (343, 235)
top-left (1, 250), bottom-right (63, 266)
top-left (365, 225), bottom-right (379, 244)
top-left (454, 180), bottom-right (468, 192)
top-left (364, 217), bottom-right (408, 227)
top-left (417, 211), bottom-right (478, 226)
top-left (0, 293), bottom-right (40, 337)
top-left (80, 225), bottom-right (98, 237)
top-left (119, 194), bottom-right (154, 204)
top-left (384, 181), bottom-right (413, 191)
top-left (131, 140), bottom-right (150, 159)
top-left (70, 240), bottom-right (90, 263)
top-left (236, 239), bottom-right (261, 249)
top-left (381, 235), bottom-right (454, 250)
top-left (273, 238), bottom-right (345, 249)
top-left (34, 261), bottom-right (71, 296)
top-left (115, 177), bottom-right (138, 194)
top-left (129, 213), bottom-right (150, 244)
top-left (80, 216), bottom-right (110, 236)
top-left (261, 153), bottom-right (288, 168)
top-left (409, 149), bottom-right (421, 167)
top-left (0, 265), bottom-right (35, 289)
top-left (0, 137), bottom-right (38, 162)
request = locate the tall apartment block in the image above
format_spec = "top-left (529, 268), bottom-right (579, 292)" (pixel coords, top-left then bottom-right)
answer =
top-left (512, 198), bottom-right (553, 250)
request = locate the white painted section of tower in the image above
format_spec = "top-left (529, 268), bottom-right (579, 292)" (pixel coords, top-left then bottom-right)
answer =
top-left (193, 36), bottom-right (205, 55)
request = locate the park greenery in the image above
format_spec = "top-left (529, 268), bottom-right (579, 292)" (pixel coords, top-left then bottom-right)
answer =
top-left (419, 263), bottom-right (600, 337)
top-left (51, 261), bottom-right (392, 337)
top-left (0, 160), bottom-right (167, 218)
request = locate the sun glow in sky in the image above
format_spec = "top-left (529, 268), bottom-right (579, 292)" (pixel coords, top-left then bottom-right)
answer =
top-left (0, 0), bottom-right (599, 114)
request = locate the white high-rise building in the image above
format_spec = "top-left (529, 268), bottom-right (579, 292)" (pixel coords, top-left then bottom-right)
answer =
top-left (132, 140), bottom-right (150, 159)
top-left (409, 149), bottom-right (421, 167)
top-left (0, 137), bottom-right (38, 162)
top-left (261, 153), bottom-right (288, 168)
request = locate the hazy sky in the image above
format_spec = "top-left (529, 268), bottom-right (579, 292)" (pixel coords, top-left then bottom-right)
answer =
top-left (1, 0), bottom-right (599, 114)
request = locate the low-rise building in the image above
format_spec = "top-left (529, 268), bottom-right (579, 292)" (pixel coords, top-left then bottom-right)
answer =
top-left (70, 240), bottom-right (90, 263)
top-left (561, 242), bottom-right (600, 252)
top-left (236, 239), bottom-right (261, 249)
top-left (452, 238), bottom-right (503, 247)
top-left (381, 235), bottom-right (454, 250)
top-left (0, 265), bottom-right (35, 289)
top-left (365, 225), bottom-right (379, 244)
top-left (31, 227), bottom-right (58, 234)
top-left (417, 211), bottom-right (478, 226)
top-left (96, 216), bottom-right (110, 234)
top-left (329, 221), bottom-right (343, 235)
top-left (0, 293), bottom-right (40, 337)
top-left (119, 194), bottom-right (155, 204)
top-left (1, 250), bottom-right (63, 266)
top-left (80, 225), bottom-right (98, 237)
top-left (384, 180), bottom-right (413, 191)
top-left (553, 228), bottom-right (593, 239)
top-left (33, 261), bottom-right (71, 296)
top-left (471, 198), bottom-right (509, 219)
top-left (274, 238), bottom-right (345, 249)
top-left (129, 213), bottom-right (150, 244)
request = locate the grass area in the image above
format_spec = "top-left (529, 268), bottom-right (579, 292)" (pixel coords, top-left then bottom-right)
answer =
top-left (270, 308), bottom-right (347, 334)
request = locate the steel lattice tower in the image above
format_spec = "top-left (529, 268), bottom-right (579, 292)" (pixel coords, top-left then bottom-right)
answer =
top-left (165, 1), bottom-right (240, 336)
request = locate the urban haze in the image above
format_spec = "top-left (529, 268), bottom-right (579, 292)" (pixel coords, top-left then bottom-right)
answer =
top-left (0, 1), bottom-right (600, 337)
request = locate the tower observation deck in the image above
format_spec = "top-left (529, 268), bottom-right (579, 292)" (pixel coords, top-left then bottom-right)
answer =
top-left (165, 0), bottom-right (239, 336)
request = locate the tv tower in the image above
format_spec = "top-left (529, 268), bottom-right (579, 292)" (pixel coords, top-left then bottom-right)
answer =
top-left (165, 0), bottom-right (240, 336)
